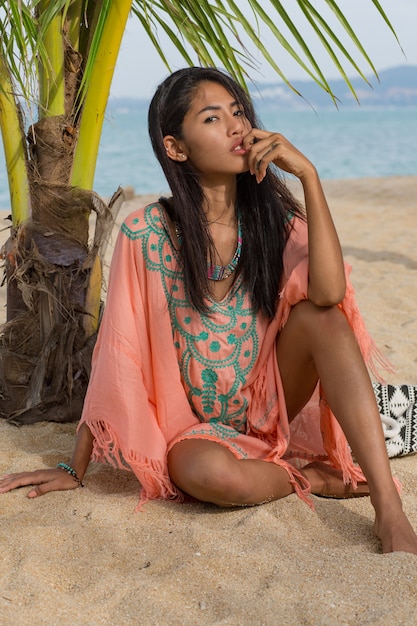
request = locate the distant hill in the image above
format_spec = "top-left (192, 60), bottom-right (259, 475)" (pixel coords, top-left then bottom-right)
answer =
top-left (108, 65), bottom-right (417, 112)
top-left (252, 65), bottom-right (417, 110)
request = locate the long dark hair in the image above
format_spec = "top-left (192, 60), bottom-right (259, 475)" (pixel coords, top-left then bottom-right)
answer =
top-left (148, 67), bottom-right (304, 318)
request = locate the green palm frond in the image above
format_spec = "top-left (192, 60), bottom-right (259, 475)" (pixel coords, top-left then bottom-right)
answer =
top-left (1, 0), bottom-right (401, 111)
top-left (0, 1), bottom-right (69, 102)
top-left (0, 53), bottom-right (30, 225)
top-left (134, 0), bottom-right (401, 102)
top-left (74, 0), bottom-right (113, 115)
top-left (132, 0), bottom-right (249, 85)
top-left (0, 1), bottom-right (117, 114)
top-left (70, 0), bottom-right (132, 190)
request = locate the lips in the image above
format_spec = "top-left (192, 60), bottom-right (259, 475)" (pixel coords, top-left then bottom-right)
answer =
top-left (231, 140), bottom-right (247, 154)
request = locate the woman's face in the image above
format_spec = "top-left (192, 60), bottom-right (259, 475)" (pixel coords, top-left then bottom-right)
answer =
top-left (165, 80), bottom-right (253, 184)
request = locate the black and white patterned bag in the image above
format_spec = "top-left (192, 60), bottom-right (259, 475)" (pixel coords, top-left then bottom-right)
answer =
top-left (373, 383), bottom-right (417, 458)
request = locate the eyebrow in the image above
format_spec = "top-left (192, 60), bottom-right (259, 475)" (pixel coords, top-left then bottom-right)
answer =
top-left (196, 100), bottom-right (241, 116)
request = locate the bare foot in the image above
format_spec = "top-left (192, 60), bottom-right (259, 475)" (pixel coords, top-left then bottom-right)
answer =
top-left (302, 464), bottom-right (417, 555)
top-left (302, 461), bottom-right (370, 499)
top-left (374, 508), bottom-right (417, 555)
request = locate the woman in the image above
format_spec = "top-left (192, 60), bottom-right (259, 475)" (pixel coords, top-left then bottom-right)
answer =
top-left (1, 67), bottom-right (416, 555)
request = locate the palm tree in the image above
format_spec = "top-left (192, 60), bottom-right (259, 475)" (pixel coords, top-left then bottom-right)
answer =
top-left (0, 0), bottom-right (399, 424)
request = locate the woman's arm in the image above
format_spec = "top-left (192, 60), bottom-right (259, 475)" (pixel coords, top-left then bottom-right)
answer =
top-left (244, 130), bottom-right (346, 305)
top-left (299, 167), bottom-right (346, 305)
top-left (68, 422), bottom-right (94, 483)
top-left (0, 423), bottom-right (94, 498)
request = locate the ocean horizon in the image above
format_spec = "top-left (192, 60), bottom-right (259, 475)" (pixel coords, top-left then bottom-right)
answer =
top-left (0, 105), bottom-right (416, 211)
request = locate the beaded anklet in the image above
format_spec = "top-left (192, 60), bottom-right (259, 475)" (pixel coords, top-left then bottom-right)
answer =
top-left (56, 462), bottom-right (84, 487)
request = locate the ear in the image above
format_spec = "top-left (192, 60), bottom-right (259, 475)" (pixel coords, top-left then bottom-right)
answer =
top-left (163, 135), bottom-right (188, 162)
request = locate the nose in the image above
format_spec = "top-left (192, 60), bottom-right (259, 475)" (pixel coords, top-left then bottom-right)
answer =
top-left (227, 113), bottom-right (246, 136)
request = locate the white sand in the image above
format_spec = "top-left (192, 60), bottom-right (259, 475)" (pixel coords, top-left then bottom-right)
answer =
top-left (0, 177), bottom-right (416, 625)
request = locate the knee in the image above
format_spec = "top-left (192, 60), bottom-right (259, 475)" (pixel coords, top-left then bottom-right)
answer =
top-left (168, 443), bottom-right (251, 506)
top-left (196, 461), bottom-right (252, 505)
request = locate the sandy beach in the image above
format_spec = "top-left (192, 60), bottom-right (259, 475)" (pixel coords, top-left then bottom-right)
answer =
top-left (0, 176), bottom-right (416, 625)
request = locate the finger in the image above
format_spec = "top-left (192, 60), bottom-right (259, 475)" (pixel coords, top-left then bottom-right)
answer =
top-left (242, 127), bottom-right (270, 147)
top-left (27, 476), bottom-right (78, 498)
top-left (255, 142), bottom-right (279, 170)
top-left (0, 469), bottom-right (75, 494)
top-left (245, 132), bottom-right (280, 166)
top-left (0, 471), bottom-right (47, 493)
top-left (243, 131), bottom-right (274, 168)
top-left (252, 142), bottom-right (280, 182)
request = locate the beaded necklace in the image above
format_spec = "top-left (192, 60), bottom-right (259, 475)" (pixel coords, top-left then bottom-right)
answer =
top-left (175, 213), bottom-right (242, 282)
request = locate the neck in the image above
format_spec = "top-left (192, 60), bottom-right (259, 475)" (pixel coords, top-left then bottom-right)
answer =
top-left (202, 183), bottom-right (237, 225)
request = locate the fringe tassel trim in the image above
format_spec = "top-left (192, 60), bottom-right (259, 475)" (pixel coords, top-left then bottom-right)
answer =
top-left (84, 420), bottom-right (183, 511)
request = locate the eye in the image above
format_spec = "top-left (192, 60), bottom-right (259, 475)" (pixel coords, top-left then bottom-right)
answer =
top-left (234, 108), bottom-right (245, 117)
top-left (204, 115), bottom-right (218, 123)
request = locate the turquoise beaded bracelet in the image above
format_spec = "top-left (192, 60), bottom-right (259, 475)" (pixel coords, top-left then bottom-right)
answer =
top-left (56, 462), bottom-right (84, 487)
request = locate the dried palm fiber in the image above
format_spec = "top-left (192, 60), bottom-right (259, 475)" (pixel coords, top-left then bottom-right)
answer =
top-left (64, 42), bottom-right (82, 117)
top-left (27, 116), bottom-right (75, 187)
top-left (0, 183), bottom-right (123, 425)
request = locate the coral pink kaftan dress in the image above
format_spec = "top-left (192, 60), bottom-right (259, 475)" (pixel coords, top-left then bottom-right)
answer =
top-left (79, 203), bottom-right (381, 509)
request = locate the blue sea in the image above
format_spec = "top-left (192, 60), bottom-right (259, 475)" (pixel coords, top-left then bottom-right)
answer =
top-left (0, 105), bottom-right (416, 210)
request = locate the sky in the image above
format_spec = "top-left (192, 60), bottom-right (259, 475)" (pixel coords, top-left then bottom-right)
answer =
top-left (109, 0), bottom-right (417, 100)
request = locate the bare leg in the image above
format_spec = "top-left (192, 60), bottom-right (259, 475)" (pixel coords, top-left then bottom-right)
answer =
top-left (168, 438), bottom-right (295, 506)
top-left (276, 300), bottom-right (417, 554)
top-left (167, 298), bottom-right (375, 506)
top-left (168, 300), bottom-right (417, 553)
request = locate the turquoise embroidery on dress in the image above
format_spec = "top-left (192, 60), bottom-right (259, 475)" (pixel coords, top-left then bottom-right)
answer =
top-left (201, 368), bottom-right (217, 414)
top-left (121, 203), bottom-right (260, 434)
